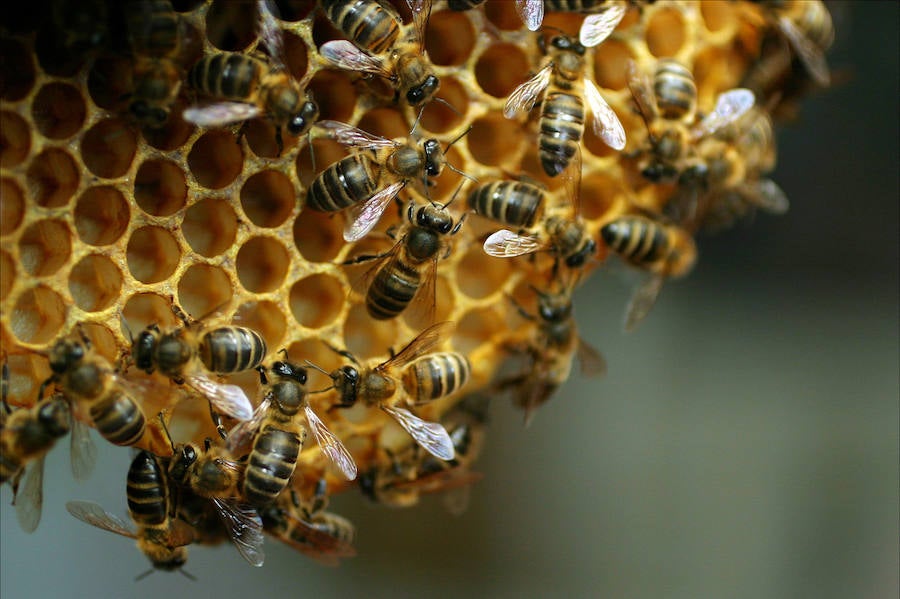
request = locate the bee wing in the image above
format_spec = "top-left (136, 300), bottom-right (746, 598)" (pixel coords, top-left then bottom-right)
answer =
top-left (381, 405), bottom-right (455, 461)
top-left (316, 119), bottom-right (397, 151)
top-left (320, 40), bottom-right (392, 78)
top-left (186, 374), bottom-right (254, 422)
top-left (70, 416), bottom-right (97, 482)
top-left (515, 0), bottom-right (543, 31)
top-left (272, 512), bottom-right (356, 565)
top-left (585, 78), bottom-right (626, 151)
top-left (65, 500), bottom-right (138, 539)
top-left (483, 229), bottom-right (546, 258)
top-left (407, 0), bottom-right (431, 49)
top-left (226, 395), bottom-right (270, 453)
top-left (304, 405), bottom-right (357, 480)
top-left (778, 15), bottom-right (830, 87)
top-left (503, 63), bottom-right (553, 119)
top-left (579, 2), bottom-right (627, 47)
top-left (382, 321), bottom-right (455, 370)
top-left (256, 0), bottom-right (285, 69)
top-left (744, 178), bottom-right (790, 214)
top-left (183, 102), bottom-right (263, 128)
top-left (213, 498), bottom-right (265, 567)
top-left (343, 181), bottom-right (407, 242)
top-left (691, 89), bottom-right (755, 140)
top-left (626, 59), bottom-right (657, 126)
top-left (14, 457), bottom-right (44, 533)
top-left (576, 336), bottom-right (607, 378)
top-left (624, 275), bottom-right (664, 332)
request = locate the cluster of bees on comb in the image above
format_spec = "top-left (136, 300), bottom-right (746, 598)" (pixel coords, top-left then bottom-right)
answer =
top-left (0, 0), bottom-right (833, 574)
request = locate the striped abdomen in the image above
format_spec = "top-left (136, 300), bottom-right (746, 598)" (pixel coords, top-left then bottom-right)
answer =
top-left (243, 426), bottom-right (305, 507)
top-left (126, 451), bottom-right (169, 526)
top-left (89, 391), bottom-right (146, 447)
top-left (306, 154), bottom-right (379, 212)
top-left (188, 53), bottom-right (263, 101)
top-left (468, 181), bottom-right (545, 229)
top-left (544, 0), bottom-right (608, 14)
top-left (600, 216), bottom-right (670, 266)
top-left (539, 87), bottom-right (585, 177)
top-left (653, 59), bottom-right (697, 120)
top-left (366, 256), bottom-right (421, 321)
top-left (126, 0), bottom-right (181, 58)
top-left (199, 327), bottom-right (267, 374)
top-left (321, 0), bottom-right (401, 54)
top-left (402, 353), bottom-right (470, 403)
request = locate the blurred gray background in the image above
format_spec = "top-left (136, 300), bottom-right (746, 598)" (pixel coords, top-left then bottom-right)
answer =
top-left (1, 2), bottom-right (897, 598)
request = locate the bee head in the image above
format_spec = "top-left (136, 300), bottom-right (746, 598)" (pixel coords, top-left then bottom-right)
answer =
top-left (334, 365), bottom-right (359, 407)
top-left (538, 292), bottom-right (572, 323)
top-left (406, 75), bottom-right (440, 106)
top-left (129, 100), bottom-right (169, 129)
top-left (37, 397), bottom-right (72, 437)
top-left (169, 444), bottom-right (198, 483)
top-left (565, 238), bottom-right (596, 268)
top-left (422, 139), bottom-right (443, 177)
top-left (358, 468), bottom-right (378, 501)
top-left (550, 35), bottom-right (585, 55)
top-left (416, 204), bottom-right (453, 234)
top-left (49, 339), bottom-right (85, 375)
top-left (132, 327), bottom-right (159, 373)
top-left (272, 361), bottom-right (308, 385)
top-left (287, 100), bottom-right (319, 136)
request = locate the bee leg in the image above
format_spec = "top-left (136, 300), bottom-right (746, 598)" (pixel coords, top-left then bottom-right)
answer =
top-left (275, 127), bottom-right (284, 157)
top-left (209, 403), bottom-right (227, 440)
top-left (505, 294), bottom-right (536, 322)
top-left (341, 251), bottom-right (390, 266)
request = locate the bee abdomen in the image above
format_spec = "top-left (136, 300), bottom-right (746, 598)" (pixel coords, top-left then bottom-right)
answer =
top-left (322, 0), bottom-right (400, 54)
top-left (126, 451), bottom-right (168, 525)
top-left (306, 155), bottom-right (378, 212)
top-left (539, 92), bottom-right (584, 176)
top-left (90, 392), bottom-right (146, 447)
top-left (402, 353), bottom-right (471, 402)
top-left (189, 53), bottom-right (262, 99)
top-left (366, 260), bottom-right (420, 320)
top-left (654, 60), bottom-right (697, 119)
top-left (600, 216), bottom-right (670, 265)
top-left (244, 427), bottom-right (304, 506)
top-left (199, 327), bottom-right (267, 373)
top-left (545, 0), bottom-right (607, 13)
top-left (468, 181), bottom-right (544, 229)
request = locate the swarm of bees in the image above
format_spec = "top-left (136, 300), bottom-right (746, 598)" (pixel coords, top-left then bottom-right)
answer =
top-left (0, 0), bottom-right (834, 576)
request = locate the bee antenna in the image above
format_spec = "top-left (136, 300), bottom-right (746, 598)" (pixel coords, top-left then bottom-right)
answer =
top-left (179, 568), bottom-right (197, 582)
top-left (278, 348), bottom-right (290, 360)
top-left (158, 411), bottom-right (177, 454)
top-left (303, 360), bottom-right (331, 376)
top-left (444, 124), bottom-right (471, 151)
top-left (540, 25), bottom-right (567, 37)
top-left (410, 105), bottom-right (426, 137)
top-left (446, 162), bottom-right (478, 184)
top-left (120, 313), bottom-right (135, 344)
top-left (433, 96), bottom-right (462, 119)
top-left (134, 568), bottom-right (156, 582)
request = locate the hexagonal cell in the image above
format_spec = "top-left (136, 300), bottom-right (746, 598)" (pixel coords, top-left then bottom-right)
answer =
top-left (178, 264), bottom-right (234, 320)
top-left (295, 138), bottom-right (347, 187)
top-left (284, 337), bottom-right (344, 379)
top-left (581, 171), bottom-right (623, 220)
top-left (68, 254), bottom-right (124, 313)
top-left (426, 10), bottom-right (475, 66)
top-left (76, 322), bottom-right (119, 363)
top-left (420, 76), bottom-right (468, 134)
top-left (0, 249), bottom-right (14, 301)
top-left (455, 306), bottom-right (505, 353)
top-left (283, 29), bottom-right (310, 81)
top-left (74, 186), bottom-right (131, 246)
top-left (206, 0), bottom-right (257, 51)
top-left (188, 131), bottom-right (244, 190)
top-left (456, 245), bottom-right (515, 299)
top-left (293, 208), bottom-right (344, 263)
top-left (307, 70), bottom-right (357, 123)
top-left (0, 39), bottom-right (36, 101)
top-left (0, 111), bottom-right (31, 168)
top-left (233, 300), bottom-right (287, 353)
top-left (87, 56), bottom-right (133, 111)
top-left (475, 43), bottom-right (531, 99)
top-left (183, 198), bottom-right (238, 257)
top-left (236, 236), bottom-right (290, 293)
top-left (240, 170), bottom-right (296, 228)
top-left (289, 273), bottom-right (345, 328)
top-left (126, 226), bottom-right (181, 284)
top-left (402, 275), bottom-right (455, 332)
top-left (26, 149), bottom-right (79, 208)
top-left (18, 219), bottom-right (72, 278)
top-left (343, 303), bottom-right (399, 362)
top-left (133, 158), bottom-right (188, 217)
top-left (701, 1), bottom-right (737, 33)
top-left (32, 82), bottom-right (87, 140)
top-left (3, 353), bottom-right (50, 407)
top-left (593, 40), bottom-right (636, 91)
top-left (358, 107), bottom-right (410, 140)
top-left (646, 7), bottom-right (686, 58)
top-left (140, 98), bottom-right (195, 151)
top-left (484, 0), bottom-right (524, 31)
top-left (243, 119), bottom-right (295, 159)
top-left (10, 285), bottom-right (67, 345)
top-left (81, 118), bottom-right (138, 179)
top-left (468, 113), bottom-right (526, 168)
top-left (122, 292), bottom-right (181, 336)
top-left (0, 178), bottom-right (24, 236)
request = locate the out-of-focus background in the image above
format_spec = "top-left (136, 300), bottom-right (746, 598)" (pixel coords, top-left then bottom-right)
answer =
top-left (1, 2), bottom-right (897, 598)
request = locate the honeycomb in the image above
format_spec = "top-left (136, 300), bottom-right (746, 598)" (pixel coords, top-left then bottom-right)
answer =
top-left (0, 0), bottom-right (830, 567)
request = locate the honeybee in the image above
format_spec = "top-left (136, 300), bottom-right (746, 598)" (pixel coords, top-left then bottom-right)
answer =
top-left (124, 0), bottom-right (185, 128)
top-left (501, 282), bottom-right (606, 424)
top-left (313, 321), bottom-right (468, 461)
top-left (600, 215), bottom-right (697, 331)
top-left (183, 0), bottom-right (319, 155)
top-left (344, 200), bottom-right (465, 321)
top-left (165, 431), bottom-right (266, 567)
top-left (516, 0), bottom-right (628, 48)
top-left (755, 0), bottom-right (834, 87)
top-left (131, 306), bottom-right (265, 425)
top-left (226, 358), bottom-right (357, 508)
top-left (468, 179), bottom-right (548, 231)
top-left (307, 120), bottom-right (468, 242)
top-left (505, 33), bottom-right (625, 177)
top-left (66, 450), bottom-right (195, 575)
top-left (627, 58), bottom-right (756, 183)
top-left (320, 0), bottom-right (441, 107)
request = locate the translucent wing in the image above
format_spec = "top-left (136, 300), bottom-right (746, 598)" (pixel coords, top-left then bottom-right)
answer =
top-left (746, 179), bottom-right (790, 214)
top-left (320, 40), bottom-right (391, 78)
top-left (624, 275), bottom-right (664, 332)
top-left (579, 2), bottom-right (627, 47)
top-left (381, 321), bottom-right (454, 370)
top-left (213, 498), bottom-right (265, 567)
top-left (15, 458), bottom-right (44, 533)
top-left (626, 59), bottom-right (657, 126)
top-left (343, 181), bottom-right (407, 242)
top-left (183, 103), bottom-right (263, 128)
top-left (407, 0), bottom-right (430, 48)
top-left (576, 337), bottom-right (607, 378)
top-left (66, 500), bottom-right (138, 539)
top-left (186, 374), bottom-right (254, 421)
top-left (226, 395), bottom-right (270, 454)
top-left (483, 229), bottom-right (546, 258)
top-left (256, 0), bottom-right (285, 69)
top-left (585, 78), bottom-right (626, 150)
top-left (70, 416), bottom-right (97, 481)
top-left (692, 89), bottom-right (755, 140)
top-left (305, 405), bottom-right (357, 480)
top-left (382, 405), bottom-right (455, 461)
top-left (778, 16), bottom-right (830, 87)
top-left (316, 119), bottom-right (397, 151)
top-left (503, 63), bottom-right (553, 118)
top-left (271, 512), bottom-right (356, 566)
top-left (515, 0), bottom-right (543, 31)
